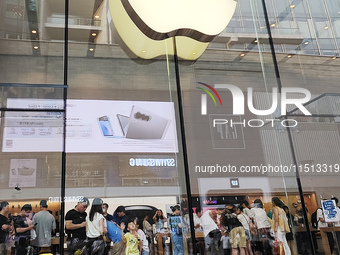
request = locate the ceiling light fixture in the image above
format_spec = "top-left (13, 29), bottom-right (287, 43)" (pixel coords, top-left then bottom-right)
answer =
top-left (32, 30), bottom-right (37, 34)
top-left (33, 46), bottom-right (39, 50)
top-left (290, 4), bottom-right (295, 8)
top-left (287, 55), bottom-right (292, 58)
top-left (270, 23), bottom-right (276, 28)
top-left (332, 56), bottom-right (337, 60)
top-left (304, 41), bottom-right (309, 45)
top-left (325, 26), bottom-right (329, 30)
top-left (94, 15), bottom-right (100, 19)
top-left (89, 48), bottom-right (94, 51)
top-left (91, 33), bottom-right (97, 36)
top-left (240, 53), bottom-right (245, 57)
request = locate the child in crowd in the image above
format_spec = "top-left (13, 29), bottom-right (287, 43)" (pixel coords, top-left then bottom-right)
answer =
top-left (121, 220), bottom-right (142, 255)
top-left (134, 218), bottom-right (149, 255)
top-left (221, 230), bottom-right (231, 255)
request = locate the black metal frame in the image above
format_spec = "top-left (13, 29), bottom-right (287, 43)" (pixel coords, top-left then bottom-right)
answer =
top-left (0, 82), bottom-right (68, 254)
top-left (261, 0), bottom-right (317, 254)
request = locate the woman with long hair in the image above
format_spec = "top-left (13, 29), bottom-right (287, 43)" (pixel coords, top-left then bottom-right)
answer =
top-left (153, 209), bottom-right (167, 255)
top-left (272, 197), bottom-right (291, 255)
top-left (236, 206), bottom-right (253, 255)
top-left (86, 198), bottom-right (107, 255)
top-left (153, 209), bottom-right (166, 232)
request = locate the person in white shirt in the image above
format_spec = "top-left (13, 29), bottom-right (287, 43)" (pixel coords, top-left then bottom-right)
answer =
top-left (250, 199), bottom-right (272, 255)
top-left (200, 209), bottom-right (221, 255)
top-left (240, 200), bottom-right (253, 219)
top-left (86, 198), bottom-right (107, 255)
top-left (236, 206), bottom-right (253, 255)
top-left (193, 208), bottom-right (205, 255)
top-left (220, 232), bottom-right (231, 255)
top-left (193, 209), bottom-right (202, 232)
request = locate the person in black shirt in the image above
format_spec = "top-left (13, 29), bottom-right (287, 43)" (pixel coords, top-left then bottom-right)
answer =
top-left (0, 201), bottom-right (12, 255)
top-left (221, 204), bottom-right (246, 255)
top-left (111, 206), bottom-right (129, 255)
top-left (102, 203), bottom-right (114, 222)
top-left (13, 204), bottom-right (35, 254)
top-left (65, 196), bottom-right (89, 255)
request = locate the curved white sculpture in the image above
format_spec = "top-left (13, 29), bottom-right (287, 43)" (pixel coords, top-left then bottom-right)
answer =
top-left (109, 0), bottom-right (237, 60)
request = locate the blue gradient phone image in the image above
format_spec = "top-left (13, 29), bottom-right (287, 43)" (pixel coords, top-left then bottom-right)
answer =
top-left (98, 116), bottom-right (114, 136)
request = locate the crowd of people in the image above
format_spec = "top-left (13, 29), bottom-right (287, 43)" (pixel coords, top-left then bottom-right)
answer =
top-left (193, 196), bottom-right (340, 255)
top-left (194, 198), bottom-right (291, 255)
top-left (0, 200), bottom-right (57, 255)
top-left (0, 196), bottom-right (339, 254)
top-left (65, 198), bottom-right (185, 255)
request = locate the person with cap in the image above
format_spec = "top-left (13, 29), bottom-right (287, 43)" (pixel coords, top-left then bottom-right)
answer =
top-left (65, 196), bottom-right (89, 254)
top-left (32, 200), bottom-right (56, 255)
top-left (85, 198), bottom-right (107, 255)
top-left (0, 201), bottom-right (13, 255)
top-left (13, 204), bottom-right (35, 254)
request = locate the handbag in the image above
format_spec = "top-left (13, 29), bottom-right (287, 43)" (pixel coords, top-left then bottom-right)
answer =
top-left (101, 234), bottom-right (108, 242)
top-left (286, 231), bottom-right (294, 241)
top-left (272, 239), bottom-right (285, 255)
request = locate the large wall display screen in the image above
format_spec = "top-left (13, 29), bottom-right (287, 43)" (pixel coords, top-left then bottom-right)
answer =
top-left (3, 99), bottom-right (178, 153)
top-left (3, 99), bottom-right (64, 152)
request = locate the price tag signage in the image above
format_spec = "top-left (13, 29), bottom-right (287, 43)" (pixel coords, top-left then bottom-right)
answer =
top-left (322, 200), bottom-right (340, 223)
top-left (230, 178), bottom-right (239, 188)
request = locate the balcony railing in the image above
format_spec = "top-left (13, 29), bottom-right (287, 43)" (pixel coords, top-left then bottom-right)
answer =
top-left (46, 15), bottom-right (101, 27)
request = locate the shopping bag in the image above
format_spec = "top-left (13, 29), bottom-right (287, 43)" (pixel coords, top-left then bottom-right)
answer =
top-left (272, 240), bottom-right (285, 255)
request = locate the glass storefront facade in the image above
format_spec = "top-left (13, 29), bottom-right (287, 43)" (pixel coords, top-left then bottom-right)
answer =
top-left (1, 0), bottom-right (340, 255)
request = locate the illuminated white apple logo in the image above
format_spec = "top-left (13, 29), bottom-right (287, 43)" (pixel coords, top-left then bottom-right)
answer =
top-left (109, 0), bottom-right (237, 60)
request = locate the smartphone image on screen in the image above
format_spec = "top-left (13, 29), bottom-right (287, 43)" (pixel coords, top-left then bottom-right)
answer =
top-left (98, 116), bottom-right (114, 136)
